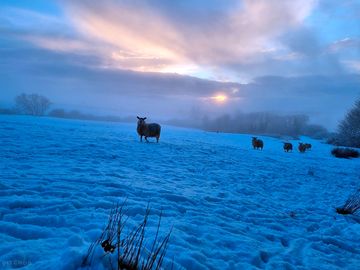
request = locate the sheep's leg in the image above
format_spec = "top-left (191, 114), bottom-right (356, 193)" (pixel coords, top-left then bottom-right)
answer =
top-left (156, 136), bottom-right (159, 143)
top-left (140, 135), bottom-right (143, 142)
top-left (145, 136), bottom-right (149, 142)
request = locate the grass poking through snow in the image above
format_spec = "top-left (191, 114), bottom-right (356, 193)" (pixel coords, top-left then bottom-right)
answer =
top-left (336, 189), bottom-right (360, 216)
top-left (82, 202), bottom-right (172, 270)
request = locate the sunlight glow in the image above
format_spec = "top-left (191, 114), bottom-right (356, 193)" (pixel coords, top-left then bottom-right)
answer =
top-left (211, 94), bottom-right (228, 104)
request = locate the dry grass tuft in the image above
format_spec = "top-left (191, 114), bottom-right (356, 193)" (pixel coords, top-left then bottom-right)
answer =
top-left (82, 202), bottom-right (172, 270)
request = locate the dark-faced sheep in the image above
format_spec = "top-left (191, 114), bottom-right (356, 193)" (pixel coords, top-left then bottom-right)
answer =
top-left (137, 117), bottom-right (161, 143)
top-left (298, 143), bottom-right (306, 153)
top-left (252, 137), bottom-right (264, 150)
top-left (304, 143), bottom-right (312, 150)
top-left (283, 142), bottom-right (293, 152)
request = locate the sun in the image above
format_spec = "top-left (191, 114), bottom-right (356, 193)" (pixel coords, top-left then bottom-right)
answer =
top-left (211, 94), bottom-right (228, 104)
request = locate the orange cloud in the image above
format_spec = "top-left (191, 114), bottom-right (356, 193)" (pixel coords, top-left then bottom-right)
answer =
top-left (60, 0), bottom-right (316, 78)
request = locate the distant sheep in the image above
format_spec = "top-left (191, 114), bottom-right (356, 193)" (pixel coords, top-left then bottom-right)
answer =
top-left (298, 143), bottom-right (306, 153)
top-left (137, 117), bottom-right (161, 143)
top-left (283, 142), bottom-right (293, 152)
top-left (252, 137), bottom-right (264, 150)
top-left (304, 143), bottom-right (312, 150)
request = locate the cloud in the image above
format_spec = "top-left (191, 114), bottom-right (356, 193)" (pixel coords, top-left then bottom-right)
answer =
top-left (3, 0), bottom-right (358, 80)
top-left (58, 0), bottom-right (317, 79)
top-left (329, 38), bottom-right (360, 52)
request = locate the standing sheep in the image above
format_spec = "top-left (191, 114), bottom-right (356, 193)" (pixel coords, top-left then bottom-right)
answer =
top-left (298, 143), bottom-right (306, 153)
top-left (283, 142), bottom-right (293, 152)
top-left (252, 137), bottom-right (264, 150)
top-left (136, 117), bottom-right (161, 143)
top-left (304, 143), bottom-right (312, 150)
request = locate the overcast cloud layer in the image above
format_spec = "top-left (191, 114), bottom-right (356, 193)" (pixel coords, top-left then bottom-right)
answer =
top-left (0, 0), bottom-right (359, 130)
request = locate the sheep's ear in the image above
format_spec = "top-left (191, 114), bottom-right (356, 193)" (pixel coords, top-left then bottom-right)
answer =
top-left (137, 116), bottom-right (140, 119)
top-left (144, 117), bottom-right (147, 120)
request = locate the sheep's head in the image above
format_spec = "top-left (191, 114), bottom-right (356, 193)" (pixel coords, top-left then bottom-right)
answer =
top-left (252, 137), bottom-right (257, 141)
top-left (137, 116), bottom-right (147, 126)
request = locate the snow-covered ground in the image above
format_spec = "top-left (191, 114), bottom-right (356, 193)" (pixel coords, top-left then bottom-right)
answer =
top-left (0, 115), bottom-right (359, 270)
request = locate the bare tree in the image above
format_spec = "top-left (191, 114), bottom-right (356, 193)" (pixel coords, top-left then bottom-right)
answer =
top-left (15, 93), bottom-right (51, 116)
top-left (336, 98), bottom-right (360, 148)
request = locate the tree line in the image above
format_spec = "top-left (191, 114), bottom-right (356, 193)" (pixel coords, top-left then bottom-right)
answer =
top-left (201, 112), bottom-right (328, 139)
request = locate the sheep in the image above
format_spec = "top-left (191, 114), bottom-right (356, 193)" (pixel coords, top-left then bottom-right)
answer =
top-left (252, 137), bottom-right (264, 150)
top-left (283, 142), bottom-right (293, 152)
top-left (136, 116), bottom-right (161, 143)
top-left (298, 142), bottom-right (306, 153)
top-left (304, 143), bottom-right (312, 150)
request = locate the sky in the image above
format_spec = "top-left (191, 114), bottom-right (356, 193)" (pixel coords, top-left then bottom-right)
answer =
top-left (0, 0), bottom-right (359, 130)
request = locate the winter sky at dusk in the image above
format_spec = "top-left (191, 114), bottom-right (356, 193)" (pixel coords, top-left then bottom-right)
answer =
top-left (1, 0), bottom-right (360, 129)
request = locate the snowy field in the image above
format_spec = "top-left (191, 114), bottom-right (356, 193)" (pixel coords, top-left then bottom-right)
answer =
top-left (0, 115), bottom-right (359, 270)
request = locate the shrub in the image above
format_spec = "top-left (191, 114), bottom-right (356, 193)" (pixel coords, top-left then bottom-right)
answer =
top-left (0, 108), bottom-right (16, 115)
top-left (336, 189), bottom-right (360, 215)
top-left (48, 109), bottom-right (66, 118)
top-left (331, 147), bottom-right (359, 159)
top-left (82, 202), bottom-right (172, 270)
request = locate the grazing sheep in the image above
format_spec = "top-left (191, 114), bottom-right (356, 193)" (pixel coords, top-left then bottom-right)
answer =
top-left (304, 143), bottom-right (312, 150)
top-left (283, 142), bottom-right (293, 152)
top-left (137, 116), bottom-right (161, 143)
top-left (298, 142), bottom-right (306, 153)
top-left (252, 137), bottom-right (264, 150)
